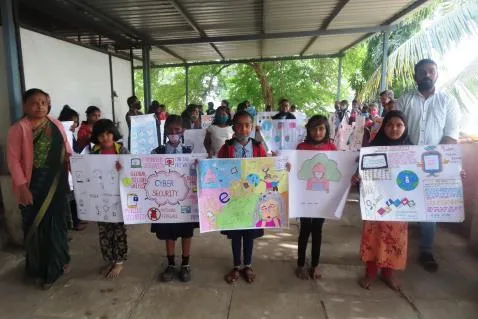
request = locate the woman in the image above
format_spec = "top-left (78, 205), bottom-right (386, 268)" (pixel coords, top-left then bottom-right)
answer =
top-left (7, 88), bottom-right (72, 289)
top-left (181, 104), bottom-right (201, 129)
top-left (203, 106), bottom-right (233, 157)
top-left (77, 105), bottom-right (101, 151)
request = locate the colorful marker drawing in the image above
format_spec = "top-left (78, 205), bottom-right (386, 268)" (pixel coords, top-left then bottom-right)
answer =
top-left (298, 153), bottom-right (342, 193)
top-left (197, 157), bottom-right (289, 233)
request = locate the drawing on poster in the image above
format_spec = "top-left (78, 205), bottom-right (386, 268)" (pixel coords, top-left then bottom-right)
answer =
top-left (130, 114), bottom-right (159, 154)
top-left (119, 154), bottom-right (207, 224)
top-left (71, 155), bottom-right (123, 223)
top-left (298, 153), bottom-right (341, 193)
top-left (259, 119), bottom-right (306, 152)
top-left (198, 157), bottom-right (289, 232)
top-left (359, 145), bottom-right (464, 222)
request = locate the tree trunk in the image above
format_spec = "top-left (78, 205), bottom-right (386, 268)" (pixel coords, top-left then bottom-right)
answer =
top-left (249, 62), bottom-right (274, 109)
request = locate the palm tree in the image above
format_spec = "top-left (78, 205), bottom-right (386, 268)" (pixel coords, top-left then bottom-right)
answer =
top-left (358, 0), bottom-right (478, 100)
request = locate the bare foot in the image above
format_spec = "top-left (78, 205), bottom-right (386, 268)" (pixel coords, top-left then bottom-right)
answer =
top-left (99, 263), bottom-right (112, 276)
top-left (63, 264), bottom-right (72, 274)
top-left (106, 263), bottom-right (124, 279)
top-left (296, 267), bottom-right (310, 280)
top-left (310, 267), bottom-right (322, 280)
top-left (358, 276), bottom-right (374, 290)
top-left (381, 274), bottom-right (401, 291)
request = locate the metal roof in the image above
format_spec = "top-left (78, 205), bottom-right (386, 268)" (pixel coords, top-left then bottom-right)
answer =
top-left (18, 0), bottom-right (429, 66)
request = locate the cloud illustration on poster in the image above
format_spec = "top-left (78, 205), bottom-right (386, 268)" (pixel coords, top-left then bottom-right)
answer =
top-left (145, 171), bottom-right (189, 206)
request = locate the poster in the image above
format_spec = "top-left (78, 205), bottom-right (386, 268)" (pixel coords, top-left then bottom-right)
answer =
top-left (61, 121), bottom-right (74, 190)
top-left (160, 119), bottom-right (165, 145)
top-left (119, 154), bottom-right (207, 224)
top-left (256, 112), bottom-right (306, 127)
top-left (259, 119), bottom-right (306, 152)
top-left (359, 145), bottom-right (464, 222)
top-left (201, 115), bottom-right (214, 129)
top-left (197, 157), bottom-right (289, 233)
top-left (348, 115), bottom-right (365, 151)
top-left (286, 150), bottom-right (359, 219)
top-left (183, 129), bottom-right (207, 154)
top-left (130, 114), bottom-right (159, 154)
top-left (70, 155), bottom-right (123, 223)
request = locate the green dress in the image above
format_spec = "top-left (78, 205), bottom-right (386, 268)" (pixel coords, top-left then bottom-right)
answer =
top-left (21, 120), bottom-right (70, 284)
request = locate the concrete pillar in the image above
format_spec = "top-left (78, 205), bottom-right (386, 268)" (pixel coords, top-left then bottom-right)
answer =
top-left (379, 31), bottom-right (390, 93)
top-left (142, 45), bottom-right (151, 111)
top-left (336, 56), bottom-right (343, 101)
top-left (185, 65), bottom-right (189, 106)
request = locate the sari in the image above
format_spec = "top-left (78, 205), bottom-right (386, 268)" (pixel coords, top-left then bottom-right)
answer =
top-left (20, 120), bottom-right (70, 284)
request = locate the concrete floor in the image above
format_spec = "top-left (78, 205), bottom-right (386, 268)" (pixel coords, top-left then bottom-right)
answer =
top-left (1, 196), bottom-right (478, 319)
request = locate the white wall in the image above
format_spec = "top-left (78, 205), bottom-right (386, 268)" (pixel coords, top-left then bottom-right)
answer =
top-left (0, 27), bottom-right (11, 149)
top-left (111, 56), bottom-right (133, 140)
top-left (20, 28), bottom-right (133, 124)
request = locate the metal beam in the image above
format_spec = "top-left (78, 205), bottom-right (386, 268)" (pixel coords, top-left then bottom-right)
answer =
top-left (1, 0), bottom-right (24, 122)
top-left (383, 0), bottom-right (428, 25)
top-left (258, 0), bottom-right (265, 58)
top-left (168, 0), bottom-right (225, 60)
top-left (140, 53), bottom-right (338, 69)
top-left (64, 0), bottom-right (186, 62)
top-left (379, 31), bottom-right (390, 92)
top-left (336, 56), bottom-right (343, 101)
top-left (300, 0), bottom-right (351, 56)
top-left (152, 25), bottom-right (392, 46)
top-left (142, 45), bottom-right (152, 110)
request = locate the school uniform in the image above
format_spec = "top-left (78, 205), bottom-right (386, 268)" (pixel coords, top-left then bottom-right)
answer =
top-left (217, 138), bottom-right (267, 267)
top-left (150, 143), bottom-right (198, 240)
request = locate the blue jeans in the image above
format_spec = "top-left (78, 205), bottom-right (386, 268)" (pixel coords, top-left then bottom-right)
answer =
top-left (420, 222), bottom-right (436, 254)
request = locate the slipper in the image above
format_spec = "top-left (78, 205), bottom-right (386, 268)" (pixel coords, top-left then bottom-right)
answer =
top-left (224, 268), bottom-right (240, 284)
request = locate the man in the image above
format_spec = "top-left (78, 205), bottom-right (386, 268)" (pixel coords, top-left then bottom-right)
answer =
top-left (397, 59), bottom-right (460, 273)
top-left (380, 90), bottom-right (395, 117)
top-left (206, 101), bottom-right (215, 115)
top-left (125, 95), bottom-right (143, 148)
top-left (271, 98), bottom-right (296, 120)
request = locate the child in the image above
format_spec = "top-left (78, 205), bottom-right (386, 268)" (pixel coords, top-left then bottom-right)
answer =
top-left (217, 110), bottom-right (268, 284)
top-left (181, 104), bottom-right (201, 129)
top-left (271, 98), bottom-right (296, 120)
top-left (352, 110), bottom-right (410, 291)
top-left (90, 119), bottom-right (129, 279)
top-left (204, 106), bottom-right (234, 157)
top-left (151, 115), bottom-right (196, 282)
top-left (295, 115), bottom-right (337, 280)
top-left (78, 106), bottom-right (101, 151)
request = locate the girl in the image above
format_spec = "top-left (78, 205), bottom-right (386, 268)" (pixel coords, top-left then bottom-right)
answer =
top-left (204, 106), bottom-right (233, 157)
top-left (352, 110), bottom-right (410, 291)
top-left (90, 119), bottom-right (129, 279)
top-left (77, 105), bottom-right (101, 151)
top-left (217, 110), bottom-right (268, 284)
top-left (181, 104), bottom-right (201, 129)
top-left (151, 115), bottom-right (196, 283)
top-left (58, 105), bottom-right (86, 231)
top-left (295, 115), bottom-right (337, 280)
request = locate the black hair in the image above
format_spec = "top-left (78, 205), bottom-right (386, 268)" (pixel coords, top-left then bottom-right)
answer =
top-left (379, 90), bottom-right (394, 99)
top-left (58, 105), bottom-right (79, 121)
top-left (163, 114), bottom-right (183, 144)
top-left (127, 95), bottom-right (138, 107)
top-left (212, 106), bottom-right (232, 125)
top-left (221, 99), bottom-right (229, 107)
top-left (278, 98), bottom-right (289, 106)
top-left (208, 101), bottom-right (214, 107)
top-left (86, 105), bottom-right (101, 116)
top-left (414, 59), bottom-right (437, 75)
top-left (22, 88), bottom-right (48, 103)
top-left (237, 102), bottom-right (247, 112)
top-left (232, 110), bottom-right (253, 124)
top-left (91, 119), bottom-right (122, 145)
top-left (149, 100), bottom-right (160, 114)
top-left (305, 115), bottom-right (330, 143)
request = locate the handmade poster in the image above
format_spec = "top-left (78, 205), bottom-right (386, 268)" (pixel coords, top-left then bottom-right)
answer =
top-left (130, 114), bottom-right (159, 154)
top-left (328, 113), bottom-right (336, 140)
top-left (197, 157), bottom-right (289, 233)
top-left (359, 145), bottom-right (464, 222)
top-left (183, 129), bottom-right (207, 154)
top-left (368, 117), bottom-right (383, 142)
top-left (334, 116), bottom-right (354, 151)
top-left (119, 154), bottom-right (207, 224)
top-left (348, 115), bottom-right (365, 151)
top-left (70, 155), bottom-right (123, 223)
top-left (201, 115), bottom-right (214, 129)
top-left (286, 150), bottom-right (359, 219)
top-left (61, 121), bottom-right (74, 190)
top-left (256, 112), bottom-right (306, 127)
top-left (259, 119), bottom-right (306, 152)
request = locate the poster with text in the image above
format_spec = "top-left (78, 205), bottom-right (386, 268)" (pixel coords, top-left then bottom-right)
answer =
top-left (259, 119), bottom-right (306, 152)
top-left (130, 114), bottom-right (159, 154)
top-left (183, 129), bottom-right (207, 154)
top-left (198, 157), bottom-right (289, 233)
top-left (359, 145), bottom-right (464, 222)
top-left (286, 150), bottom-right (358, 219)
top-left (201, 115), bottom-right (214, 129)
top-left (70, 155), bottom-right (123, 223)
top-left (119, 154), bottom-right (207, 224)
top-left (256, 112), bottom-right (306, 126)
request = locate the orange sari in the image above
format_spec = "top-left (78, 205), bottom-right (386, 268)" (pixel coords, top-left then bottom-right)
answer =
top-left (360, 221), bottom-right (408, 270)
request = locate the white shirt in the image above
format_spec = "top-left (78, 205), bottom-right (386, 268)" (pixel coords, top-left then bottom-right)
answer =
top-left (207, 125), bottom-right (234, 155)
top-left (397, 90), bottom-right (459, 145)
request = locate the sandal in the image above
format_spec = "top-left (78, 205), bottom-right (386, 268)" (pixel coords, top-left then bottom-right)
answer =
top-left (296, 267), bottom-right (310, 280)
top-left (241, 267), bottom-right (256, 284)
top-left (224, 268), bottom-right (240, 284)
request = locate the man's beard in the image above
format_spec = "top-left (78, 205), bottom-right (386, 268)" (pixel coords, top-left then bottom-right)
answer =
top-left (417, 78), bottom-right (435, 91)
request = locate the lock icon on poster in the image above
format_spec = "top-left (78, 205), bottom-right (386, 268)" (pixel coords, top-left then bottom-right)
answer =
top-left (127, 193), bottom-right (139, 208)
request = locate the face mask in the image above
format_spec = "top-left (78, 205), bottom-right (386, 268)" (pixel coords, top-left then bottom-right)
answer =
top-left (417, 77), bottom-right (435, 91)
top-left (217, 115), bottom-right (228, 124)
top-left (370, 110), bottom-right (378, 117)
top-left (362, 112), bottom-right (369, 118)
top-left (167, 134), bottom-right (181, 144)
top-left (235, 134), bottom-right (249, 142)
top-left (191, 115), bottom-right (198, 121)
